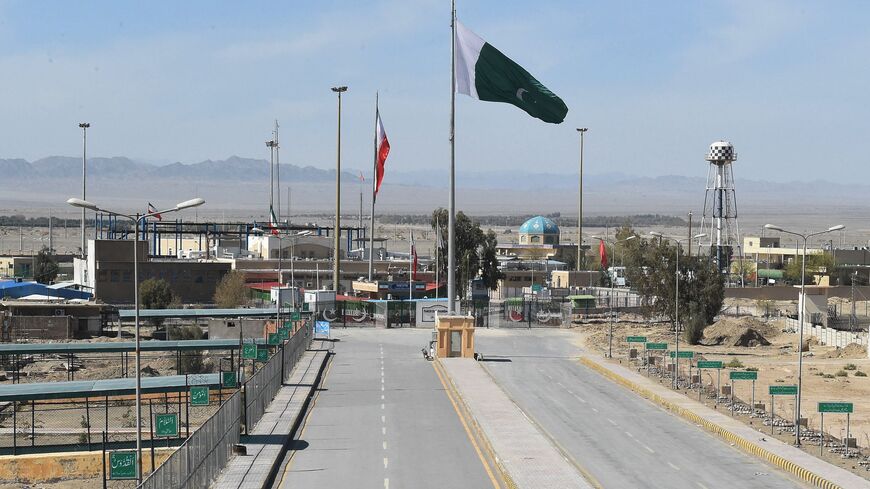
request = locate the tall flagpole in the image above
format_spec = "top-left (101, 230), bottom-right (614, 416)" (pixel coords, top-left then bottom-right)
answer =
top-left (409, 228), bottom-right (413, 302)
top-left (448, 0), bottom-right (457, 313)
top-left (435, 215), bottom-right (440, 299)
top-left (368, 93), bottom-right (378, 281)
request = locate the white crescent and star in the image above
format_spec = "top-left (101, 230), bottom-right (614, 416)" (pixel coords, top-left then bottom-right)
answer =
top-left (516, 88), bottom-right (528, 101)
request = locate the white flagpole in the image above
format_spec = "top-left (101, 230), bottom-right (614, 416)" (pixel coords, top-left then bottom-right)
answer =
top-left (368, 93), bottom-right (378, 282)
top-left (435, 215), bottom-right (440, 299)
top-left (409, 228), bottom-right (413, 302)
top-left (448, 0), bottom-right (457, 314)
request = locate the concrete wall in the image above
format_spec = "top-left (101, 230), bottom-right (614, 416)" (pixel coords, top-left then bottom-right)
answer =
top-left (0, 448), bottom-right (173, 483)
top-left (725, 286), bottom-right (870, 301)
top-left (207, 318), bottom-right (269, 340)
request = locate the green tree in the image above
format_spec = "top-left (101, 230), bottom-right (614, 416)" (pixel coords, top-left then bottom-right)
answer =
top-left (33, 247), bottom-right (59, 284)
top-left (213, 270), bottom-right (249, 308)
top-left (139, 278), bottom-right (174, 309)
top-left (431, 208), bottom-right (503, 298)
top-left (784, 252), bottom-right (835, 284)
top-left (168, 325), bottom-right (209, 373)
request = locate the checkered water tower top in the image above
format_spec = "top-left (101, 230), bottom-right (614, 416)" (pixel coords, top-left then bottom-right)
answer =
top-left (705, 140), bottom-right (736, 163)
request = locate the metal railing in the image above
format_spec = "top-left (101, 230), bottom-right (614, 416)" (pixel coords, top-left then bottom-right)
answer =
top-left (138, 391), bottom-right (241, 489)
top-left (140, 323), bottom-right (312, 488)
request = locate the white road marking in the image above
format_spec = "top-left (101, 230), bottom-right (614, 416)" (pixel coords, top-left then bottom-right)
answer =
top-left (625, 431), bottom-right (634, 438)
top-left (383, 441), bottom-right (388, 450)
top-left (644, 445), bottom-right (655, 454)
top-left (382, 426), bottom-right (386, 435)
top-left (668, 462), bottom-right (680, 471)
top-left (607, 418), bottom-right (618, 426)
top-left (381, 385), bottom-right (384, 391)
top-left (381, 403), bottom-right (385, 410)
top-left (384, 457), bottom-right (388, 469)
top-left (573, 394), bottom-right (587, 403)
top-left (384, 478), bottom-right (389, 489)
top-left (697, 483), bottom-right (710, 489)
top-left (381, 415), bottom-right (385, 423)
top-left (556, 382), bottom-right (565, 388)
top-left (592, 407), bottom-right (599, 413)
top-left (381, 394), bottom-right (384, 400)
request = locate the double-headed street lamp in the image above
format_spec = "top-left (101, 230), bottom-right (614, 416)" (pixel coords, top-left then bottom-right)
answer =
top-left (649, 232), bottom-right (706, 389)
top-left (67, 197), bottom-right (204, 482)
top-left (763, 223), bottom-right (844, 446)
top-left (331, 85), bottom-right (348, 293)
top-left (591, 235), bottom-right (636, 358)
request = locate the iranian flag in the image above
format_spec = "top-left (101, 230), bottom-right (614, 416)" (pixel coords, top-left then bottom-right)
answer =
top-left (374, 111), bottom-right (390, 200)
top-left (599, 239), bottom-right (608, 269)
top-left (268, 206), bottom-right (279, 235)
top-left (454, 19), bottom-right (568, 124)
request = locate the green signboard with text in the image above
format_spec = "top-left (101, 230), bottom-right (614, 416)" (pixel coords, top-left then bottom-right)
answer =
top-left (242, 342), bottom-right (257, 360)
top-left (154, 413), bottom-right (179, 438)
top-left (818, 402), bottom-right (853, 413)
top-left (221, 371), bottom-right (238, 388)
top-left (769, 385), bottom-right (798, 396)
top-left (729, 371), bottom-right (758, 380)
top-left (645, 342), bottom-right (668, 350)
top-left (291, 312), bottom-right (301, 321)
top-left (267, 333), bottom-right (280, 346)
top-left (626, 336), bottom-right (647, 343)
top-left (278, 328), bottom-right (290, 340)
top-left (256, 348), bottom-right (269, 362)
top-left (190, 386), bottom-right (209, 406)
top-left (669, 351), bottom-right (695, 359)
top-left (697, 361), bottom-right (723, 369)
top-left (108, 451), bottom-right (137, 480)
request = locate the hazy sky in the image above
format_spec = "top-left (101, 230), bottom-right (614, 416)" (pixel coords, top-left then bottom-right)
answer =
top-left (0, 0), bottom-right (867, 181)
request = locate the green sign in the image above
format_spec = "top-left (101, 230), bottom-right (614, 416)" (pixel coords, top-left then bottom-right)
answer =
top-left (267, 333), bottom-right (280, 346)
top-left (221, 371), bottom-right (238, 388)
top-left (278, 327), bottom-right (290, 340)
top-left (283, 321), bottom-right (293, 329)
top-left (256, 348), bottom-right (269, 362)
top-left (190, 386), bottom-right (209, 406)
top-left (108, 451), bottom-right (137, 480)
top-left (769, 385), bottom-right (798, 396)
top-left (291, 312), bottom-right (301, 321)
top-left (669, 351), bottom-right (695, 359)
top-left (645, 342), bottom-right (667, 350)
top-left (697, 361), bottom-right (723, 369)
top-left (531, 284), bottom-right (542, 292)
top-left (730, 371), bottom-right (758, 380)
top-left (154, 413), bottom-right (179, 438)
top-left (242, 343), bottom-right (257, 360)
top-left (626, 336), bottom-right (647, 343)
top-left (818, 402), bottom-right (853, 413)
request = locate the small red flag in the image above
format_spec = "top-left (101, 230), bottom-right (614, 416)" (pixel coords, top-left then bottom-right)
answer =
top-left (599, 239), bottom-right (608, 269)
top-left (375, 112), bottom-right (390, 199)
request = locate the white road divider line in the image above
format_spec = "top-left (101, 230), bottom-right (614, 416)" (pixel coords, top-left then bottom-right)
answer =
top-left (644, 445), bottom-right (655, 454)
top-left (607, 418), bottom-right (618, 426)
top-left (384, 457), bottom-right (388, 469)
top-left (668, 462), bottom-right (680, 471)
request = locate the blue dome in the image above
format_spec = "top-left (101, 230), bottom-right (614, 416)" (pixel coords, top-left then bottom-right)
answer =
top-left (519, 216), bottom-right (559, 234)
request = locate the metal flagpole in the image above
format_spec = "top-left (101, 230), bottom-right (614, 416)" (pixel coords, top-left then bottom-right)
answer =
top-left (368, 93), bottom-right (378, 281)
top-left (275, 120), bottom-right (280, 222)
top-left (448, 0), bottom-right (457, 313)
top-left (409, 228), bottom-right (413, 301)
top-left (435, 215), bottom-right (440, 299)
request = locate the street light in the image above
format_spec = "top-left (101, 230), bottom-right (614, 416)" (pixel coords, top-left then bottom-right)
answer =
top-left (591, 235), bottom-right (636, 358)
top-left (78, 123), bottom-right (90, 258)
top-left (763, 223), bottom-right (844, 446)
top-left (67, 197), bottom-right (204, 482)
top-left (331, 85), bottom-right (348, 293)
top-left (576, 127), bottom-right (588, 271)
top-left (649, 232), bottom-right (706, 388)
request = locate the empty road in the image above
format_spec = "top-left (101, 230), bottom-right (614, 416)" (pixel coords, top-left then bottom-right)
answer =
top-left (475, 328), bottom-right (805, 489)
top-left (274, 328), bottom-right (499, 489)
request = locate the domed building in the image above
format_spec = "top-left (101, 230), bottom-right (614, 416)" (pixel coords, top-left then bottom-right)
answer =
top-left (518, 216), bottom-right (560, 245)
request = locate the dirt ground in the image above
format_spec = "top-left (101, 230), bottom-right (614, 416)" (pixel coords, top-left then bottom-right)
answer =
top-left (577, 316), bottom-right (870, 477)
top-left (0, 479), bottom-right (136, 489)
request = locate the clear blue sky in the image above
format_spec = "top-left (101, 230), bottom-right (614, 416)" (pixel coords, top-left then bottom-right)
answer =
top-left (0, 0), bottom-right (867, 181)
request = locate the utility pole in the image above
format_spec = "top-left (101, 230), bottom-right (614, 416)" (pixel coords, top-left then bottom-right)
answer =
top-left (331, 86), bottom-right (348, 292)
top-left (275, 120), bottom-right (280, 222)
top-left (687, 211), bottom-right (693, 258)
top-left (576, 128), bottom-right (587, 271)
top-left (78, 122), bottom-right (90, 258)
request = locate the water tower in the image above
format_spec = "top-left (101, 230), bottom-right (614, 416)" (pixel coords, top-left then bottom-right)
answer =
top-left (701, 141), bottom-right (741, 274)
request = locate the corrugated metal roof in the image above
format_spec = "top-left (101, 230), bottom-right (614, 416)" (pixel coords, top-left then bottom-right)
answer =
top-left (0, 338), bottom-right (265, 355)
top-left (118, 307), bottom-right (287, 319)
top-left (0, 373), bottom-right (222, 401)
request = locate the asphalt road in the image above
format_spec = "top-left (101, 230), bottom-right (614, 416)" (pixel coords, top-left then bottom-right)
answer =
top-left (274, 328), bottom-right (497, 489)
top-left (475, 328), bottom-right (806, 489)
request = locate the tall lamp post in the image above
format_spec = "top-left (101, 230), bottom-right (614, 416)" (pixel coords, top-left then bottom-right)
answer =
top-left (67, 197), bottom-right (204, 482)
top-left (650, 232), bottom-right (706, 388)
top-left (764, 223), bottom-right (844, 446)
top-left (78, 123), bottom-right (90, 258)
top-left (591, 235), bottom-right (636, 358)
top-left (576, 127), bottom-right (587, 271)
top-left (331, 86), bottom-right (348, 292)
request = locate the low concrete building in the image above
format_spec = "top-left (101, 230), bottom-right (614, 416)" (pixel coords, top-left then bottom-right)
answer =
top-left (0, 300), bottom-right (116, 340)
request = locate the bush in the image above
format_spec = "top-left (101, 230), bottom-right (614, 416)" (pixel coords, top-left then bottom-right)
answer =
top-left (682, 306), bottom-right (707, 345)
top-left (746, 367), bottom-right (758, 372)
top-left (725, 358), bottom-right (744, 368)
top-left (213, 271), bottom-right (249, 308)
top-left (844, 363), bottom-right (858, 371)
top-left (835, 370), bottom-right (848, 377)
top-left (823, 373), bottom-right (836, 379)
top-left (855, 371), bottom-right (867, 377)
top-left (168, 325), bottom-right (209, 374)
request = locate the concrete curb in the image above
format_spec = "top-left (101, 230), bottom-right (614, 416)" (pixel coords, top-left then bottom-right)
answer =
top-left (434, 358), bottom-right (517, 489)
top-left (579, 356), bottom-right (846, 489)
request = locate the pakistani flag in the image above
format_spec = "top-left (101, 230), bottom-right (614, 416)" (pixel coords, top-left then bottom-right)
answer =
top-left (454, 20), bottom-right (568, 124)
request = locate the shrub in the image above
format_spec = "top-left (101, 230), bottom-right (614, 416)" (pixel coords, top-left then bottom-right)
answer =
top-left (823, 373), bottom-right (836, 379)
top-left (746, 367), bottom-right (758, 372)
top-left (844, 363), bottom-right (858, 371)
top-left (835, 370), bottom-right (848, 377)
top-left (725, 358), bottom-right (744, 368)
top-left (855, 371), bottom-right (867, 377)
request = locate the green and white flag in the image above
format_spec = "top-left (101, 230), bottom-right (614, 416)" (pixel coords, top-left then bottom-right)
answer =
top-left (454, 20), bottom-right (568, 124)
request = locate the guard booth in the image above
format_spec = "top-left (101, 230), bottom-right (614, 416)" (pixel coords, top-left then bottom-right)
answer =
top-left (435, 315), bottom-right (474, 358)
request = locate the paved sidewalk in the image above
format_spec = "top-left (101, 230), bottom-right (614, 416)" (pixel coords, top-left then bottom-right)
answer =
top-left (441, 358), bottom-right (594, 489)
top-left (211, 349), bottom-right (328, 489)
top-left (581, 354), bottom-right (870, 489)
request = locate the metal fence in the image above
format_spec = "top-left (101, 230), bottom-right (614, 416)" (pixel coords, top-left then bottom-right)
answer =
top-left (138, 391), bottom-right (241, 489)
top-left (140, 323), bottom-right (313, 488)
top-left (243, 323), bottom-right (312, 431)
